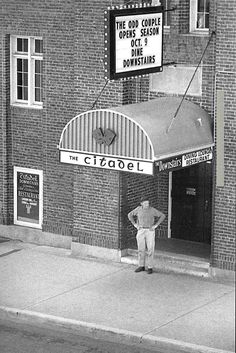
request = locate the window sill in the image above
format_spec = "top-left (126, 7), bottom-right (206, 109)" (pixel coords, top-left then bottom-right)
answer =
top-left (11, 102), bottom-right (43, 110)
top-left (184, 30), bottom-right (210, 37)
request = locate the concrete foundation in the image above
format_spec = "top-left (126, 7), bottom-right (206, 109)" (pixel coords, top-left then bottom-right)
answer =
top-left (0, 225), bottom-right (72, 249)
top-left (209, 266), bottom-right (235, 284)
top-left (71, 242), bottom-right (127, 262)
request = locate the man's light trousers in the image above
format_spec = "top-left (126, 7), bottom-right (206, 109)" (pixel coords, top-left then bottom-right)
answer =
top-left (136, 228), bottom-right (155, 269)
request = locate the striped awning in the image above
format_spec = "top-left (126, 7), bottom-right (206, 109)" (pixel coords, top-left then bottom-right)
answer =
top-left (59, 97), bottom-right (213, 161)
top-left (59, 108), bottom-right (154, 161)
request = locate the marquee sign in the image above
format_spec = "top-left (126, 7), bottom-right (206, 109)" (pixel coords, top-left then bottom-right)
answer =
top-left (104, 5), bottom-right (163, 80)
top-left (60, 151), bottom-right (154, 175)
top-left (155, 147), bottom-right (213, 172)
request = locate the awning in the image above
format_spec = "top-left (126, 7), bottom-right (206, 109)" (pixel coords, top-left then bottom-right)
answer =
top-left (112, 97), bottom-right (214, 160)
top-left (59, 97), bottom-right (214, 175)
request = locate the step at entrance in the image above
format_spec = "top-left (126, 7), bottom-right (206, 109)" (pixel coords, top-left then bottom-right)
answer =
top-left (121, 249), bottom-right (210, 277)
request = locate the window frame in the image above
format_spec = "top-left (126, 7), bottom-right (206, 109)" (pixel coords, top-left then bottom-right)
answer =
top-left (190, 0), bottom-right (209, 33)
top-left (10, 36), bottom-right (43, 109)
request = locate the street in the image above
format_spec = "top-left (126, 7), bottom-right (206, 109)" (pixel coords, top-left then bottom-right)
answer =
top-left (0, 319), bottom-right (164, 353)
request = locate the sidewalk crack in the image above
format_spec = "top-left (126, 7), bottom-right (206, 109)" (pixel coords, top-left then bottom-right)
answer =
top-left (21, 267), bottom-right (126, 311)
top-left (140, 289), bottom-right (234, 340)
top-left (0, 249), bottom-right (22, 258)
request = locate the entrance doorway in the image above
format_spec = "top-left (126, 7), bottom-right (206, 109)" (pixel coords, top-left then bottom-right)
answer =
top-left (171, 162), bottom-right (212, 244)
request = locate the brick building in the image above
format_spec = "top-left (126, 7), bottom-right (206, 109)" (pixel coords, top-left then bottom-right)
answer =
top-left (0, 0), bottom-right (235, 279)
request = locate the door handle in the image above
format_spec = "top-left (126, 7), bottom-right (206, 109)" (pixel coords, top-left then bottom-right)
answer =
top-left (205, 200), bottom-right (209, 211)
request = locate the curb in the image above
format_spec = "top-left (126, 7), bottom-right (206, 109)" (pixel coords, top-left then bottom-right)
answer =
top-left (0, 306), bottom-right (233, 353)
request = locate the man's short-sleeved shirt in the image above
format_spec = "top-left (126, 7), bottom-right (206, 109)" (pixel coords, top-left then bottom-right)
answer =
top-left (128, 206), bottom-right (163, 228)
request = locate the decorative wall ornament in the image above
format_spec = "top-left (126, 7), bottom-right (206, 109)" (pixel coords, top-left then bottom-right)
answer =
top-left (92, 128), bottom-right (116, 146)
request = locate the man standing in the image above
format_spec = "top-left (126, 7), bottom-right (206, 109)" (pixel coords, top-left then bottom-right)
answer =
top-left (128, 196), bottom-right (165, 274)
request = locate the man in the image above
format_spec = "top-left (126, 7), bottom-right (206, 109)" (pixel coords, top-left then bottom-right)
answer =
top-left (128, 196), bottom-right (165, 274)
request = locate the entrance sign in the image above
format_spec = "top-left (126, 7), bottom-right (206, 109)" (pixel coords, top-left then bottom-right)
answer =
top-left (14, 167), bottom-right (43, 229)
top-left (60, 151), bottom-right (153, 175)
top-left (155, 147), bottom-right (213, 172)
top-left (182, 147), bottom-right (213, 167)
top-left (105, 5), bottom-right (163, 80)
top-left (156, 156), bottom-right (182, 172)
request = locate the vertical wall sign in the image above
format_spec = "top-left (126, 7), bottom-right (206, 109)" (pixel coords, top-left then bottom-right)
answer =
top-left (104, 5), bottom-right (163, 80)
top-left (14, 167), bottom-right (43, 229)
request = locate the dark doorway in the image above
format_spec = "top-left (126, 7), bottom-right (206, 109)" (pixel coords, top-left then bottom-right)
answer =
top-left (171, 162), bottom-right (212, 244)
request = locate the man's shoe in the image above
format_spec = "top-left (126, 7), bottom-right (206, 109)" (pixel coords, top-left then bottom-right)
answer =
top-left (147, 268), bottom-right (153, 274)
top-left (135, 266), bottom-right (145, 273)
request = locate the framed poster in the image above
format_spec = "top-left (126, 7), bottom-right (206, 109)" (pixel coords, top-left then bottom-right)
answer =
top-left (14, 167), bottom-right (43, 229)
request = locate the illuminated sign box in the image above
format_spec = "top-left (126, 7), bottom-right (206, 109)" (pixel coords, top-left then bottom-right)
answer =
top-left (105, 6), bottom-right (163, 80)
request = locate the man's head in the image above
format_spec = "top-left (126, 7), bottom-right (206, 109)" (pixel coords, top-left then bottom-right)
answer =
top-left (140, 196), bottom-right (150, 209)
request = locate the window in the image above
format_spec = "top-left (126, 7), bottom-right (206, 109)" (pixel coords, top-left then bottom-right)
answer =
top-left (160, 0), bottom-right (171, 27)
top-left (190, 0), bottom-right (209, 32)
top-left (11, 36), bottom-right (43, 108)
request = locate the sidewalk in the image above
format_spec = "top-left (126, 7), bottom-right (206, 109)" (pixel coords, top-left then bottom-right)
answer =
top-left (0, 238), bottom-right (235, 353)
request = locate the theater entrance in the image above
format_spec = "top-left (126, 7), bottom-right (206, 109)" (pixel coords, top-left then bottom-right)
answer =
top-left (170, 162), bottom-right (212, 244)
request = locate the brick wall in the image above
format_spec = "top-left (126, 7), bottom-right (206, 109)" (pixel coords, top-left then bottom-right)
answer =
top-left (0, 35), bottom-right (10, 224)
top-left (147, 1), bottom-right (235, 271)
top-left (123, 77), bottom-right (150, 105)
top-left (170, 0), bottom-right (189, 35)
top-left (0, 0), bottom-right (125, 245)
top-left (71, 0), bottom-right (125, 248)
top-left (1, 0), bottom-right (79, 235)
top-left (152, 0), bottom-right (216, 118)
top-left (73, 167), bottom-right (121, 249)
top-left (211, 0), bottom-right (236, 271)
top-left (74, 0), bottom-right (124, 112)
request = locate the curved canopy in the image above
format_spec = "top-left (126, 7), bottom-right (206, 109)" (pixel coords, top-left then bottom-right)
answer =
top-left (59, 97), bottom-right (214, 162)
top-left (111, 97), bottom-right (214, 160)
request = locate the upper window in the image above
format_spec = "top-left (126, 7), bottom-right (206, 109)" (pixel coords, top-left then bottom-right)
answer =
top-left (11, 36), bottom-right (43, 108)
top-left (190, 0), bottom-right (209, 32)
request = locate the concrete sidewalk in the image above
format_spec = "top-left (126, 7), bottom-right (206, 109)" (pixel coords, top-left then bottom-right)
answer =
top-left (0, 239), bottom-right (235, 353)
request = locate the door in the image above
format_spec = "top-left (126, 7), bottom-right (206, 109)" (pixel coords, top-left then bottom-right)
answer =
top-left (171, 162), bottom-right (212, 244)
